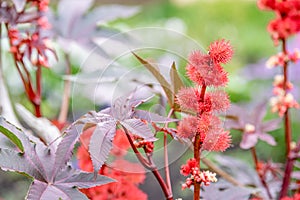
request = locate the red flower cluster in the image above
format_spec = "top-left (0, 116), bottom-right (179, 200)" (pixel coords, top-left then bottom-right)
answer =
top-left (30, 0), bottom-right (50, 12)
top-left (79, 158), bottom-right (147, 200)
top-left (267, 50), bottom-right (300, 68)
top-left (280, 193), bottom-right (300, 200)
top-left (258, 0), bottom-right (300, 45)
top-left (259, 0), bottom-right (300, 117)
top-left (176, 39), bottom-right (232, 152)
top-left (77, 129), bottom-right (147, 200)
top-left (177, 39), bottom-right (232, 192)
top-left (268, 61), bottom-right (300, 116)
top-left (177, 88), bottom-right (230, 113)
top-left (8, 29), bottom-right (52, 67)
top-left (7, 0), bottom-right (53, 68)
top-left (187, 39), bottom-right (232, 87)
top-left (180, 159), bottom-right (217, 190)
top-left (133, 139), bottom-right (154, 153)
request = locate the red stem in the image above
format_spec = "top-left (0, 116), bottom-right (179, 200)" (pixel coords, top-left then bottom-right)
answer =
top-left (5, 23), bottom-right (42, 117)
top-left (122, 125), bottom-right (173, 200)
top-left (35, 65), bottom-right (42, 117)
top-left (194, 84), bottom-right (206, 200)
top-left (279, 38), bottom-right (294, 198)
top-left (251, 147), bottom-right (272, 199)
top-left (282, 39), bottom-right (291, 156)
top-left (164, 108), bottom-right (174, 192)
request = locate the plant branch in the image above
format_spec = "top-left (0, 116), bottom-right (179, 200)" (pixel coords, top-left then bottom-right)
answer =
top-left (122, 126), bottom-right (152, 169)
top-left (35, 65), bottom-right (42, 117)
top-left (164, 108), bottom-right (174, 192)
top-left (122, 125), bottom-right (173, 200)
top-left (202, 157), bottom-right (244, 187)
top-left (251, 147), bottom-right (272, 199)
top-left (58, 53), bottom-right (72, 123)
top-left (5, 23), bottom-right (42, 117)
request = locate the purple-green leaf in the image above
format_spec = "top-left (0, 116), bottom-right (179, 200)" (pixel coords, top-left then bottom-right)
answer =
top-left (201, 180), bottom-right (253, 200)
top-left (50, 0), bottom-right (139, 52)
top-left (53, 111), bottom-right (112, 177)
top-left (26, 181), bottom-right (70, 200)
top-left (120, 119), bottom-right (156, 141)
top-left (0, 148), bottom-right (45, 181)
top-left (133, 110), bottom-right (178, 123)
top-left (11, 0), bottom-right (26, 12)
top-left (111, 94), bottom-right (133, 121)
top-left (132, 52), bottom-right (174, 106)
top-left (0, 118), bottom-right (114, 200)
top-left (89, 121), bottom-right (117, 173)
top-left (56, 170), bottom-right (113, 189)
top-left (87, 5), bottom-right (140, 24)
top-left (170, 61), bottom-right (184, 110)
top-left (0, 117), bottom-right (24, 152)
top-left (225, 102), bottom-right (280, 149)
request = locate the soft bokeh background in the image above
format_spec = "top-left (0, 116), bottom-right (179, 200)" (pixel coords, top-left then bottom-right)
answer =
top-left (1, 0), bottom-right (299, 199)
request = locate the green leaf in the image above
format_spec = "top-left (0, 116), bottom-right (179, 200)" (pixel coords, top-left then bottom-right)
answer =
top-left (0, 118), bottom-right (24, 152)
top-left (170, 62), bottom-right (184, 110)
top-left (132, 52), bottom-right (174, 106)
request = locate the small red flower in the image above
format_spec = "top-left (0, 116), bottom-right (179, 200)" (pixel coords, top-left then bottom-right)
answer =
top-left (257, 0), bottom-right (276, 10)
top-left (206, 130), bottom-right (231, 152)
top-left (180, 158), bottom-right (198, 176)
top-left (258, 0), bottom-right (300, 43)
top-left (201, 115), bottom-right (231, 152)
top-left (186, 51), bottom-right (206, 85)
top-left (176, 87), bottom-right (214, 113)
top-left (207, 90), bottom-right (230, 112)
top-left (37, 16), bottom-right (51, 29)
top-left (208, 39), bottom-right (234, 64)
top-left (177, 116), bottom-right (198, 139)
top-left (180, 158), bottom-right (217, 190)
top-left (186, 51), bottom-right (229, 87)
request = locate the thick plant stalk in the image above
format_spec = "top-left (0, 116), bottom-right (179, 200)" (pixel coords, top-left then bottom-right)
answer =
top-left (279, 38), bottom-right (294, 198)
top-left (35, 66), bottom-right (42, 117)
top-left (194, 85), bottom-right (206, 200)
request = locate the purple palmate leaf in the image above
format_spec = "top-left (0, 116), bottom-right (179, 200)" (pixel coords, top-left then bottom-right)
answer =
top-left (66, 89), bottom-right (175, 174)
top-left (26, 180), bottom-right (92, 200)
top-left (0, 3), bottom-right (39, 25)
top-left (132, 110), bottom-right (178, 123)
top-left (225, 101), bottom-right (281, 149)
top-left (0, 118), bottom-right (114, 200)
top-left (0, 149), bottom-right (45, 182)
top-left (120, 119), bottom-right (156, 141)
top-left (215, 155), bottom-right (282, 198)
top-left (11, 0), bottom-right (26, 12)
top-left (111, 94), bottom-right (134, 121)
top-left (53, 111), bottom-right (111, 176)
top-left (201, 180), bottom-right (253, 200)
top-left (89, 121), bottom-right (116, 175)
top-left (49, 0), bottom-right (140, 52)
top-left (26, 181), bottom-right (66, 200)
